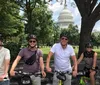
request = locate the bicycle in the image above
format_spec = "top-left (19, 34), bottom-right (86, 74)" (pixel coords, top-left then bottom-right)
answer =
top-left (75, 67), bottom-right (100, 85)
top-left (41, 71), bottom-right (54, 85)
top-left (95, 68), bottom-right (100, 85)
top-left (56, 71), bottom-right (72, 85)
top-left (10, 70), bottom-right (41, 85)
top-left (10, 70), bottom-right (54, 85)
top-left (43, 71), bottom-right (65, 85)
top-left (77, 71), bottom-right (90, 85)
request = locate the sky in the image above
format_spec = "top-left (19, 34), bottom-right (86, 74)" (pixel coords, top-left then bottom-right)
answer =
top-left (47, 0), bottom-right (100, 32)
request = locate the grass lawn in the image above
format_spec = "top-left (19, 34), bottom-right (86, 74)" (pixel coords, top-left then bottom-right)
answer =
top-left (40, 47), bottom-right (51, 60)
top-left (94, 49), bottom-right (100, 59)
top-left (40, 46), bottom-right (100, 61)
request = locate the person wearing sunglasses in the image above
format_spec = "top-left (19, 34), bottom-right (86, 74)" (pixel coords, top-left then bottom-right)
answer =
top-left (77, 42), bottom-right (97, 85)
top-left (0, 34), bottom-right (10, 85)
top-left (46, 32), bottom-right (77, 85)
top-left (10, 34), bottom-right (46, 85)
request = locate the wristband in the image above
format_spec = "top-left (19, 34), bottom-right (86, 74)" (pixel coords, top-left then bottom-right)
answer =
top-left (91, 67), bottom-right (95, 70)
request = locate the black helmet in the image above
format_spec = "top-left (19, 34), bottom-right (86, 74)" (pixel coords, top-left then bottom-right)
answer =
top-left (27, 34), bottom-right (37, 41)
top-left (60, 32), bottom-right (68, 38)
top-left (85, 42), bottom-right (93, 48)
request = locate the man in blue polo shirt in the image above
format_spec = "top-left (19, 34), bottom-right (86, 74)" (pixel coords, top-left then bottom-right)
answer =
top-left (46, 32), bottom-right (77, 85)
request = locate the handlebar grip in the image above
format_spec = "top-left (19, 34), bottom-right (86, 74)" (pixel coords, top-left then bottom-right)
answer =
top-left (3, 77), bottom-right (8, 81)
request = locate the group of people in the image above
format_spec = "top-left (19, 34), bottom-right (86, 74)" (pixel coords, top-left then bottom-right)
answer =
top-left (0, 33), bottom-right (97, 85)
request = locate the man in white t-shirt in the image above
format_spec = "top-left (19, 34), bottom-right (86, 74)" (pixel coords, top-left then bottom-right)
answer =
top-left (0, 35), bottom-right (10, 85)
top-left (46, 32), bottom-right (77, 85)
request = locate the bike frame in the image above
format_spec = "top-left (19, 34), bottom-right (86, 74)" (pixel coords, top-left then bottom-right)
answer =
top-left (78, 68), bottom-right (100, 85)
top-left (79, 76), bottom-right (90, 85)
top-left (59, 80), bottom-right (63, 85)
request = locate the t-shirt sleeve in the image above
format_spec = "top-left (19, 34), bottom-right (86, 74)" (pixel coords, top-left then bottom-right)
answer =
top-left (18, 49), bottom-right (24, 57)
top-left (70, 46), bottom-right (75, 56)
top-left (5, 49), bottom-right (10, 60)
top-left (50, 44), bottom-right (56, 53)
top-left (38, 49), bottom-right (43, 57)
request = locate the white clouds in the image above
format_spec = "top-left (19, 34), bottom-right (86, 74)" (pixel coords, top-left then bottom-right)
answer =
top-left (48, 2), bottom-right (63, 21)
top-left (48, 2), bottom-right (63, 12)
top-left (48, 0), bottom-right (81, 28)
top-left (48, 0), bottom-right (100, 31)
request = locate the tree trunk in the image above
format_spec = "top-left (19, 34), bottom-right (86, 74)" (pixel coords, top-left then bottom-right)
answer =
top-left (26, 0), bottom-right (33, 34)
top-left (78, 18), bottom-right (95, 58)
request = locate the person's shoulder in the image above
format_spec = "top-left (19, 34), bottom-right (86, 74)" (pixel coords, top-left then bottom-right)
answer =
top-left (67, 44), bottom-right (73, 48)
top-left (3, 47), bottom-right (10, 51)
top-left (36, 49), bottom-right (43, 56)
top-left (37, 48), bottom-right (42, 52)
top-left (20, 47), bottom-right (28, 51)
top-left (53, 43), bottom-right (60, 46)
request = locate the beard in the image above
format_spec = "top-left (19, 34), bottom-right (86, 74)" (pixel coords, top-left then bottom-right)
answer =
top-left (29, 44), bottom-right (36, 48)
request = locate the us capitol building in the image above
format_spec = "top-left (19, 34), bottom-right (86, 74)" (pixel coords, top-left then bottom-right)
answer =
top-left (57, 2), bottom-right (74, 29)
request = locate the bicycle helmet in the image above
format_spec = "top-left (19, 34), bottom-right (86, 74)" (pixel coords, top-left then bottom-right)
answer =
top-left (27, 34), bottom-right (37, 41)
top-left (60, 32), bottom-right (68, 38)
top-left (85, 42), bottom-right (93, 48)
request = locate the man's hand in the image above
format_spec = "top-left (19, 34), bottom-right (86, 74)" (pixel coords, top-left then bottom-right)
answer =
top-left (46, 66), bottom-right (52, 72)
top-left (0, 74), bottom-right (6, 81)
top-left (72, 70), bottom-right (77, 77)
top-left (41, 71), bottom-right (46, 78)
top-left (10, 70), bottom-right (15, 76)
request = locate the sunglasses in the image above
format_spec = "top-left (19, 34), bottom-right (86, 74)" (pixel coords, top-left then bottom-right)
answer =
top-left (29, 40), bottom-right (36, 43)
top-left (61, 38), bottom-right (68, 40)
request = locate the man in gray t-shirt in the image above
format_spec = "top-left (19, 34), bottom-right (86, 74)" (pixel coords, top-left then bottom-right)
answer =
top-left (10, 34), bottom-right (46, 85)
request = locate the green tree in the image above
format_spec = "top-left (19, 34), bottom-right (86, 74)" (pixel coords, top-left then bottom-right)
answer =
top-left (14, 0), bottom-right (48, 34)
top-left (0, 1), bottom-right (24, 42)
top-left (74, 0), bottom-right (100, 57)
top-left (53, 23), bottom-right (60, 43)
top-left (26, 4), bottom-right (54, 46)
top-left (91, 32), bottom-right (100, 48)
top-left (14, 0), bottom-right (55, 46)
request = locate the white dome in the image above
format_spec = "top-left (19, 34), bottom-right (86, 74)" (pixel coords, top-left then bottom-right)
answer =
top-left (58, 7), bottom-right (74, 28)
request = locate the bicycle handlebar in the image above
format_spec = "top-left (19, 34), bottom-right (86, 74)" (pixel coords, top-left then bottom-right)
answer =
top-left (77, 71), bottom-right (86, 76)
top-left (15, 70), bottom-right (42, 77)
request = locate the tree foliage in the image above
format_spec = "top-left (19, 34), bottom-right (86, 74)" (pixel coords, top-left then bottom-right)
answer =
top-left (0, 0), bottom-right (24, 41)
top-left (14, 0), bottom-right (55, 45)
top-left (74, 0), bottom-right (100, 57)
top-left (24, 4), bottom-right (55, 45)
top-left (91, 32), bottom-right (100, 47)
